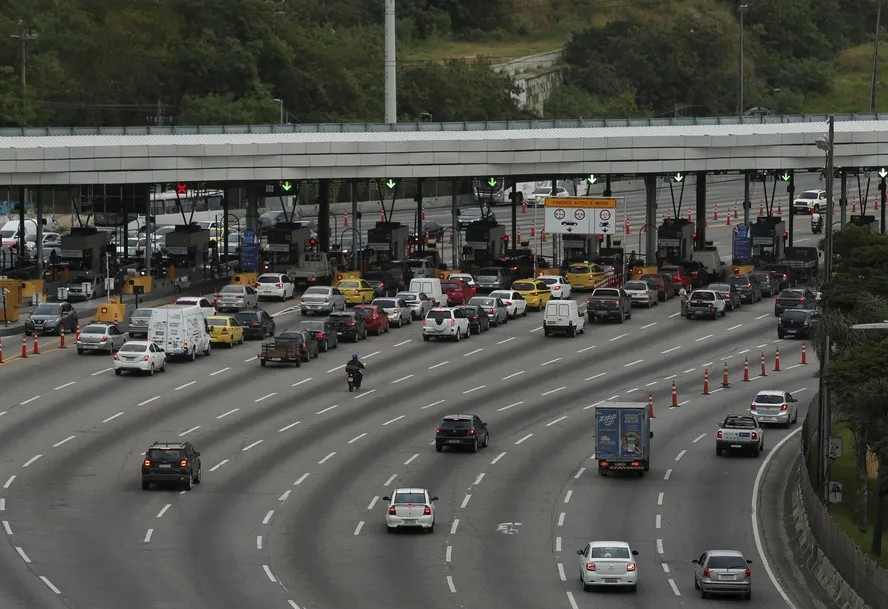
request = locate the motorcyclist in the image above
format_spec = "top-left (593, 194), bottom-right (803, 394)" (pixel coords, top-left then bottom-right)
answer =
top-left (811, 210), bottom-right (823, 233)
top-left (679, 286), bottom-right (688, 316)
top-left (345, 353), bottom-right (365, 389)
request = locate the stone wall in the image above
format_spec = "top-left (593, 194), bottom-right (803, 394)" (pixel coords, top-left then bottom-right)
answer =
top-left (492, 49), bottom-right (564, 115)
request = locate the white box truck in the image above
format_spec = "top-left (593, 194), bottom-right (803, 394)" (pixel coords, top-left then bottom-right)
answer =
top-left (148, 304), bottom-right (212, 361)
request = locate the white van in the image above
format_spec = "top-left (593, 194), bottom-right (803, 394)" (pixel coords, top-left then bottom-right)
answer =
top-left (408, 277), bottom-right (445, 307)
top-left (148, 304), bottom-right (212, 361)
top-left (543, 300), bottom-right (586, 337)
top-left (0, 219), bottom-right (40, 247)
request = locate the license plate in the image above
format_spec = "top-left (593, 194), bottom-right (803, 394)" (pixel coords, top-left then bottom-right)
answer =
top-left (719, 574), bottom-right (736, 581)
top-left (402, 519), bottom-right (416, 524)
top-left (270, 357), bottom-right (282, 361)
top-left (763, 417), bottom-right (777, 422)
top-left (448, 439), bottom-right (461, 444)
top-left (336, 331), bottom-right (344, 335)
top-left (604, 578), bottom-right (619, 583)
top-left (731, 444), bottom-right (742, 448)
top-left (159, 464), bottom-right (172, 468)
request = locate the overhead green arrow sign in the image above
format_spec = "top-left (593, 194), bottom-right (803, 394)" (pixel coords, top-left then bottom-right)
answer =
top-left (587, 174), bottom-right (597, 185)
top-left (880, 168), bottom-right (888, 179)
top-left (779, 171), bottom-right (791, 181)
top-left (385, 179), bottom-right (398, 189)
top-left (281, 181), bottom-right (293, 192)
top-left (673, 173), bottom-right (684, 182)
top-left (487, 177), bottom-right (497, 187)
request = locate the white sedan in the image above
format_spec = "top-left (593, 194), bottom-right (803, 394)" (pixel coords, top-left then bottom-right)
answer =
top-left (622, 281), bottom-right (658, 308)
top-left (577, 540), bottom-right (639, 592)
top-left (448, 273), bottom-right (477, 289)
top-left (175, 296), bottom-right (217, 318)
top-left (489, 289), bottom-right (528, 318)
top-left (384, 488), bottom-right (438, 532)
top-left (255, 273), bottom-right (296, 300)
top-left (538, 275), bottom-right (572, 299)
top-left (113, 341), bottom-right (167, 376)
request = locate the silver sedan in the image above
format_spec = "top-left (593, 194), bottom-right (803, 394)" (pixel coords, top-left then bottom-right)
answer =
top-left (215, 284), bottom-right (259, 312)
top-left (622, 281), bottom-right (658, 308)
top-left (77, 323), bottom-right (127, 355)
top-left (468, 296), bottom-right (509, 326)
top-left (371, 297), bottom-right (412, 328)
top-left (396, 291), bottom-right (433, 320)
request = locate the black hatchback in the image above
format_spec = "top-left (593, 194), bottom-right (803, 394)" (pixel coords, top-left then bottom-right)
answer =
top-left (456, 305), bottom-right (490, 334)
top-left (233, 308), bottom-right (276, 339)
top-left (775, 288), bottom-right (817, 316)
top-left (778, 308), bottom-right (820, 339)
top-left (435, 414), bottom-right (489, 453)
top-left (296, 319), bottom-right (338, 352)
top-left (326, 311), bottom-right (367, 342)
top-left (278, 329), bottom-right (319, 361)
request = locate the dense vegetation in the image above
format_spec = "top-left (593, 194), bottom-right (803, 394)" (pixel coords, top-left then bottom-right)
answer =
top-left (0, 0), bottom-right (884, 127)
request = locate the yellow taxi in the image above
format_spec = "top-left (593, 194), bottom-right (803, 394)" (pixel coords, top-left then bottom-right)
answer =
top-left (565, 262), bottom-right (606, 290)
top-left (207, 316), bottom-right (245, 347)
top-left (335, 279), bottom-right (375, 305)
top-left (510, 279), bottom-right (553, 311)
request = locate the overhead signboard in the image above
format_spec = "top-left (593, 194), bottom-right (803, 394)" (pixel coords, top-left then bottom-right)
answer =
top-left (543, 197), bottom-right (619, 235)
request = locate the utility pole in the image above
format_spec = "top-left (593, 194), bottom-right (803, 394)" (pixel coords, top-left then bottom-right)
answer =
top-left (384, 0), bottom-right (397, 124)
top-left (738, 4), bottom-right (748, 116)
top-left (10, 19), bottom-right (39, 89)
top-left (872, 0), bottom-right (883, 113)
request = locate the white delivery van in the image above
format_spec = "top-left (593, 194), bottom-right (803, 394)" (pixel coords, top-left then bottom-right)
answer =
top-left (0, 219), bottom-right (40, 247)
top-left (408, 277), bottom-right (445, 307)
top-left (543, 300), bottom-right (586, 337)
top-left (148, 304), bottom-right (212, 361)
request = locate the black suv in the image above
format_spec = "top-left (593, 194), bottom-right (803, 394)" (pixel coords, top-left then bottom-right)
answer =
top-left (234, 308), bottom-right (276, 340)
top-left (778, 308), bottom-right (820, 339)
top-left (296, 319), bottom-right (339, 352)
top-left (327, 311), bottom-right (368, 342)
top-left (435, 414), bottom-right (489, 453)
top-left (142, 442), bottom-right (202, 490)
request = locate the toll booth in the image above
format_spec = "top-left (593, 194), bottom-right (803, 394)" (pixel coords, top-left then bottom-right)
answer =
top-left (749, 217), bottom-right (786, 263)
top-left (562, 234), bottom-right (597, 263)
top-left (656, 219), bottom-right (695, 262)
top-left (265, 223), bottom-right (311, 271)
top-left (366, 222), bottom-right (409, 264)
top-left (464, 221), bottom-right (506, 267)
top-left (165, 225), bottom-right (211, 270)
top-left (60, 227), bottom-right (108, 272)
top-left (595, 245), bottom-right (625, 272)
top-left (848, 215), bottom-right (879, 232)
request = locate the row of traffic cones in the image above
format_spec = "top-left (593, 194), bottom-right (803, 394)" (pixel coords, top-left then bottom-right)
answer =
top-left (645, 379), bottom-right (682, 419)
top-left (701, 343), bottom-right (808, 395)
top-left (2, 320), bottom-right (80, 363)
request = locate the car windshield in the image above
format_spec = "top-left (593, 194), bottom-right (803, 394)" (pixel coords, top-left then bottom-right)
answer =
top-left (479, 268), bottom-right (500, 276)
top-left (624, 282), bottom-right (646, 290)
top-left (462, 208), bottom-right (483, 217)
top-left (258, 276), bottom-right (283, 283)
top-left (707, 555), bottom-right (749, 569)
top-left (724, 416), bottom-right (756, 428)
top-left (305, 287), bottom-right (329, 295)
top-left (132, 309), bottom-right (152, 318)
top-left (641, 276), bottom-right (662, 284)
top-left (469, 298), bottom-right (493, 307)
top-left (82, 325), bottom-right (107, 333)
top-left (779, 290), bottom-right (802, 299)
top-left (206, 318), bottom-right (228, 327)
top-left (393, 492), bottom-right (426, 504)
top-left (147, 448), bottom-right (184, 461)
top-left (539, 278), bottom-right (557, 285)
top-left (338, 281), bottom-right (359, 288)
top-left (33, 304), bottom-right (61, 315)
top-left (782, 310), bottom-right (809, 321)
top-left (461, 306), bottom-right (480, 316)
top-left (220, 285), bottom-right (242, 294)
top-left (0, 229), bottom-right (15, 238)
top-left (593, 289), bottom-right (619, 297)
top-left (374, 299), bottom-right (396, 308)
top-left (800, 190), bottom-right (820, 199)
top-left (661, 267), bottom-right (681, 274)
top-left (397, 293), bottom-right (418, 302)
top-left (512, 282), bottom-right (534, 291)
top-left (693, 292), bottom-right (715, 301)
top-left (233, 312), bottom-right (257, 322)
top-left (755, 394), bottom-right (785, 404)
top-left (119, 343), bottom-right (147, 353)
top-left (591, 546), bottom-right (631, 559)
top-left (708, 284), bottom-right (730, 291)
top-left (441, 420), bottom-right (471, 428)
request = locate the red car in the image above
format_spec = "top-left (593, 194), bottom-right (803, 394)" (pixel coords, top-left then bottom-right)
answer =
top-left (659, 266), bottom-right (692, 291)
top-left (352, 304), bottom-right (390, 335)
top-left (640, 274), bottom-right (669, 301)
top-left (441, 279), bottom-right (474, 306)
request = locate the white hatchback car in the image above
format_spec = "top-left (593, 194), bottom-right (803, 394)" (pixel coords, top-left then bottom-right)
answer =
top-left (255, 273), bottom-right (295, 300)
top-left (113, 341), bottom-right (167, 376)
top-left (577, 540), bottom-right (639, 592)
top-left (384, 488), bottom-right (438, 533)
top-left (489, 289), bottom-right (528, 318)
top-left (174, 296), bottom-right (216, 318)
top-left (537, 275), bottom-right (572, 300)
top-left (422, 307), bottom-right (470, 342)
top-left (622, 281), bottom-right (658, 308)
top-left (448, 273), bottom-right (477, 289)
top-left (749, 390), bottom-right (799, 428)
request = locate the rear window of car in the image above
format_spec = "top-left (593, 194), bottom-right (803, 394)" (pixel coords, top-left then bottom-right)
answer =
top-left (353, 308), bottom-right (374, 317)
top-left (278, 331), bottom-right (304, 341)
top-left (427, 310), bottom-right (451, 321)
top-left (461, 306), bottom-right (480, 315)
top-left (512, 282), bottom-right (534, 291)
top-left (724, 416), bottom-right (756, 428)
top-left (752, 272), bottom-right (770, 281)
top-left (692, 292), bottom-right (714, 301)
top-left (708, 284), bottom-right (730, 291)
top-left (394, 492), bottom-right (426, 504)
top-left (591, 546), bottom-right (631, 559)
top-left (729, 276), bottom-right (750, 285)
top-left (338, 281), bottom-right (359, 288)
top-left (305, 287), bottom-right (329, 295)
top-left (258, 276), bottom-right (283, 283)
top-left (707, 555), bottom-right (749, 569)
top-left (539, 278), bottom-right (557, 285)
top-left (374, 299), bottom-right (396, 308)
top-left (147, 449), bottom-right (185, 461)
top-left (441, 419), bottom-right (471, 428)
top-left (397, 293), bottom-right (418, 302)
top-left (624, 282), bottom-right (646, 290)
top-left (132, 309), bottom-right (153, 318)
top-left (779, 290), bottom-right (802, 298)
top-left (234, 312), bottom-right (257, 322)
top-left (441, 282), bottom-right (460, 290)
top-left (119, 343), bottom-right (146, 353)
top-left (567, 265), bottom-right (590, 273)
top-left (641, 276), bottom-right (662, 283)
top-left (479, 268), bottom-right (501, 276)
top-left (82, 325), bottom-right (107, 333)
top-left (592, 289), bottom-right (619, 297)
top-left (755, 394), bottom-right (785, 404)
top-left (782, 310), bottom-right (809, 321)
top-left (220, 285), bottom-right (242, 293)
top-left (470, 298), bottom-right (493, 307)
top-left (207, 318), bottom-right (228, 327)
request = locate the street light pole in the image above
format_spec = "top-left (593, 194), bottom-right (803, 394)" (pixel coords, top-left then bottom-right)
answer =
top-left (273, 98), bottom-right (284, 125)
top-left (738, 4), bottom-right (748, 116)
top-left (10, 19), bottom-right (39, 89)
top-left (872, 0), bottom-right (883, 113)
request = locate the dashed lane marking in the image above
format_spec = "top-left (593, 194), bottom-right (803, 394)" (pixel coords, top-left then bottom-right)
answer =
top-left (294, 473), bottom-right (310, 485)
top-left (91, 368), bottom-right (113, 376)
top-left (463, 385), bottom-right (485, 394)
top-left (262, 565), bottom-right (276, 582)
top-left (515, 433), bottom-right (533, 445)
top-left (585, 373), bottom-right (606, 381)
top-left (564, 490), bottom-right (573, 504)
top-left (244, 356), bottom-right (258, 363)
top-left (40, 576), bottom-right (61, 594)
top-left (404, 454), bottom-right (419, 465)
top-left (739, 348), bottom-right (750, 354)
top-left (675, 450), bottom-right (687, 461)
top-left (656, 514), bottom-right (662, 529)
top-left (383, 415), bottom-right (405, 426)
top-left (728, 324), bottom-right (743, 330)
top-left (354, 389), bottom-right (376, 399)
top-left (574, 467), bottom-right (586, 479)
top-left (209, 367), bottom-right (230, 376)
top-left (353, 521), bottom-right (364, 536)
top-left (610, 333), bottom-right (628, 341)
top-left (348, 433), bottom-right (367, 444)
top-left (557, 562), bottom-right (566, 581)
top-left (473, 473), bottom-right (485, 485)
top-left (367, 496), bottom-right (379, 510)
top-left (662, 346), bottom-right (681, 354)
top-left (255, 393), bottom-right (276, 402)
top-left (422, 399), bottom-right (445, 409)
top-left (463, 348), bottom-right (483, 357)
top-left (656, 538), bottom-right (664, 554)
top-left (279, 490), bottom-right (291, 502)
top-left (627, 388), bottom-right (640, 393)
top-left (217, 408), bottom-right (239, 419)
top-left (577, 345), bottom-right (597, 353)
top-left (292, 378), bottom-right (312, 387)
top-left (695, 334), bottom-right (713, 342)
top-left (262, 510), bottom-right (274, 525)
top-left (327, 364), bottom-right (345, 373)
top-left (546, 415), bottom-right (568, 426)
top-left (624, 359), bottom-right (643, 367)
top-left (461, 494), bottom-right (471, 509)
top-left (54, 381), bottom-right (75, 390)
top-left (174, 381), bottom-right (196, 391)
top-left (209, 460), bottom-right (229, 472)
top-left (497, 337), bottom-right (516, 344)
top-left (683, 368), bottom-right (696, 374)
top-left (138, 396), bottom-right (160, 406)
top-left (256, 535), bottom-right (262, 550)
top-left (445, 545), bottom-right (452, 562)
top-left (541, 386), bottom-right (565, 396)
top-left (103, 412), bottom-right (125, 423)
top-left (641, 322), bottom-right (657, 329)
top-left (662, 563), bottom-right (670, 573)
top-left (15, 546), bottom-right (30, 563)
top-left (657, 492), bottom-right (664, 506)
top-left (143, 529), bottom-right (153, 543)
top-left (447, 575), bottom-right (457, 593)
top-left (279, 421), bottom-right (301, 432)
top-left (668, 578), bottom-right (681, 595)
top-left (22, 455), bottom-right (41, 468)
top-left (316, 404), bottom-right (338, 415)
top-left (555, 536), bottom-right (562, 552)
top-left (678, 400), bottom-right (690, 406)
top-left (529, 327), bottom-right (543, 333)
top-left (178, 425), bottom-right (200, 437)
top-left (669, 312), bottom-right (681, 318)
top-left (391, 374), bottom-right (414, 384)
top-left (756, 314), bottom-right (770, 320)
top-left (156, 504), bottom-right (171, 519)
top-left (394, 340), bottom-right (412, 347)
top-left (318, 452), bottom-right (336, 464)
top-left (20, 395), bottom-right (41, 405)
top-left (2, 520), bottom-right (12, 535)
top-left (692, 433), bottom-right (706, 443)
top-left (383, 474), bottom-right (398, 486)
top-left (502, 371), bottom-right (524, 380)
top-left (243, 440), bottom-right (264, 451)
top-left (541, 357), bottom-right (562, 366)
top-left (664, 374), bottom-right (677, 380)
top-left (664, 469), bottom-right (672, 480)
top-left (450, 519), bottom-right (459, 534)
top-left (428, 361), bottom-right (449, 370)
top-left (557, 512), bottom-right (565, 527)
top-left (566, 591), bottom-right (579, 609)
top-left (490, 452), bottom-right (506, 465)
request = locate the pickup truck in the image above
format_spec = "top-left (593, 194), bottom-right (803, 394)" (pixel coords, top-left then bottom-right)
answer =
top-left (716, 415), bottom-right (764, 457)
top-left (258, 334), bottom-right (303, 368)
top-left (595, 402), bottom-right (652, 477)
top-left (586, 287), bottom-right (632, 323)
top-left (287, 252), bottom-right (336, 286)
top-left (685, 289), bottom-right (726, 320)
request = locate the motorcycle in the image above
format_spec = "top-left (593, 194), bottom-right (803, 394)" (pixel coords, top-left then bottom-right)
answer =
top-left (347, 368), bottom-right (362, 392)
top-left (811, 217), bottom-right (823, 234)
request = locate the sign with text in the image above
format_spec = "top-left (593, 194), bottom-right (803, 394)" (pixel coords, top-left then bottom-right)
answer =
top-left (543, 197), bottom-right (619, 235)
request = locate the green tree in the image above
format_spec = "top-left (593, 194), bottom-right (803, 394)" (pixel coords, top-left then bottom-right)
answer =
top-left (543, 85), bottom-right (646, 120)
top-left (823, 225), bottom-right (888, 311)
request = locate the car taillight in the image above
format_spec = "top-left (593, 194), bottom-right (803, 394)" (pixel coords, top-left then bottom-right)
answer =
top-left (626, 563), bottom-right (637, 571)
top-left (703, 568), bottom-right (710, 577)
top-left (588, 274), bottom-right (594, 280)
top-left (236, 295), bottom-right (244, 299)
top-left (353, 290), bottom-right (360, 295)
top-left (450, 319), bottom-right (455, 326)
top-left (751, 432), bottom-right (758, 439)
top-left (781, 403), bottom-right (788, 411)
top-left (113, 354), bottom-right (119, 360)
top-left (423, 506), bottom-right (432, 515)
top-left (751, 402), bottom-right (756, 409)
top-left (776, 298), bottom-right (782, 304)
top-left (586, 562), bottom-right (596, 571)
top-left (300, 296), bottom-right (305, 302)
top-left (221, 328), bottom-right (228, 334)
top-left (253, 321), bottom-right (259, 326)
top-left (630, 461), bottom-right (639, 467)
top-left (317, 332), bottom-right (325, 339)
top-left (467, 429), bottom-right (475, 435)
top-left (347, 322), bottom-right (356, 326)
top-left (142, 355), bottom-right (150, 361)
top-left (799, 298), bottom-right (806, 304)
top-left (423, 319), bottom-right (429, 326)
top-left (101, 335), bottom-right (109, 341)
top-left (716, 431), bottom-right (723, 439)
top-left (599, 460), bottom-right (608, 468)
top-left (745, 568), bottom-right (751, 577)
top-left (436, 429), bottom-right (443, 434)
top-left (179, 460), bottom-right (188, 467)
top-left (143, 459), bottom-right (151, 467)
top-left (388, 506), bottom-right (397, 515)
top-left (301, 343), bottom-right (306, 349)
top-left (691, 271), bottom-right (698, 277)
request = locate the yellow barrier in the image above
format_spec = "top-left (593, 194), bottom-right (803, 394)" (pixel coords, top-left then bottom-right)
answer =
top-left (730, 264), bottom-right (756, 276)
top-left (334, 271), bottom-right (361, 282)
top-left (0, 278), bottom-right (22, 321)
top-left (536, 267), bottom-right (561, 277)
top-left (19, 279), bottom-right (44, 299)
top-left (94, 301), bottom-right (127, 323)
top-left (122, 275), bottom-right (153, 294)
top-left (631, 266), bottom-right (659, 280)
top-left (231, 272), bottom-right (258, 286)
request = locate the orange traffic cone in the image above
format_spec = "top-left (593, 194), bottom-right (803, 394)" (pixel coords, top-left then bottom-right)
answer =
top-left (521, 201), bottom-right (527, 214)
top-left (774, 346), bottom-right (781, 371)
top-left (60, 327), bottom-right (67, 349)
top-left (21, 336), bottom-right (28, 358)
top-left (380, 211), bottom-right (385, 222)
top-left (722, 361), bottom-right (730, 388)
top-left (734, 202), bottom-right (739, 218)
top-left (32, 334), bottom-right (39, 355)
top-left (343, 212), bottom-right (349, 227)
top-left (743, 356), bottom-right (750, 382)
top-left (625, 218), bottom-right (631, 234)
top-left (530, 223), bottom-right (536, 238)
top-left (801, 341), bottom-right (808, 365)
top-left (542, 230), bottom-right (548, 242)
top-left (648, 391), bottom-right (656, 418)
top-left (852, 198), bottom-right (858, 213)
top-left (777, 203), bottom-right (782, 216)
top-left (671, 380), bottom-right (678, 407)
top-left (759, 203), bottom-right (765, 217)
top-left (76, 320), bottom-right (81, 341)
top-left (726, 213), bottom-right (731, 226)
top-left (713, 204), bottom-right (719, 221)
top-left (702, 369), bottom-right (710, 395)
top-left (760, 352), bottom-right (767, 376)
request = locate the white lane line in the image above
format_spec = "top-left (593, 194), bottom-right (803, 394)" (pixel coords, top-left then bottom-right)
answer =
top-left (0, 498), bottom-right (5, 510)
top-left (316, 404), bottom-right (339, 415)
top-left (683, 368), bottom-right (696, 374)
top-left (0, 411), bottom-right (6, 417)
top-left (40, 576), bottom-right (61, 594)
top-left (668, 578), bottom-right (681, 596)
top-left (610, 333), bottom-right (628, 341)
top-left (607, 394), bottom-right (620, 400)
top-left (91, 368), bottom-right (113, 376)
top-left (294, 473), bottom-right (310, 485)
top-left (497, 337), bottom-right (516, 344)
top-left (566, 590), bottom-right (580, 609)
top-left (156, 504), bottom-right (171, 518)
top-left (178, 425), bottom-right (201, 436)
top-left (383, 415), bottom-right (405, 426)
top-left (363, 351), bottom-right (381, 359)
top-left (577, 345), bottom-right (597, 353)
top-left (20, 395), bottom-right (41, 405)
top-left (739, 348), bottom-right (751, 354)
top-left (22, 455), bottom-right (42, 468)
top-left (174, 381), bottom-right (196, 391)
top-left (405, 454), bottom-right (419, 466)
top-left (217, 408), bottom-right (239, 419)
top-left (428, 361), bottom-right (450, 369)
top-left (318, 452), bottom-right (336, 464)
top-left (209, 460), bottom-right (229, 472)
top-left (15, 546), bottom-right (30, 563)
top-left (54, 381), bottom-right (76, 390)
top-left (210, 367), bottom-right (231, 376)
top-left (102, 412), bottom-right (125, 423)
top-left (541, 386), bottom-right (566, 396)
top-left (664, 374), bottom-right (678, 380)
top-left (255, 392), bottom-right (276, 403)
top-left (557, 512), bottom-right (565, 527)
top-left (756, 313), bottom-right (771, 320)
top-left (546, 415), bottom-right (568, 426)
top-left (786, 363), bottom-right (802, 370)
top-left (463, 348), bottom-right (483, 356)
top-left (4, 475), bottom-right (17, 489)
top-left (564, 490), bottom-right (573, 504)
top-left (626, 388), bottom-right (640, 394)
top-left (462, 385), bottom-right (486, 394)
top-left (498, 401), bottom-right (523, 411)
top-left (669, 312), bottom-right (681, 318)
top-left (354, 389), bottom-right (376, 399)
top-left (353, 521), bottom-right (364, 536)
top-left (450, 519), bottom-right (460, 534)
top-left (262, 565), bottom-right (276, 582)
top-left (656, 538), bottom-right (664, 554)
top-left (392, 374), bottom-right (414, 384)
top-left (262, 510), bottom-right (274, 525)
top-left (704, 361), bottom-right (714, 367)
top-left (658, 492), bottom-right (664, 506)
top-left (541, 357), bottom-right (562, 366)
top-left (656, 514), bottom-right (662, 529)
top-left (447, 575), bottom-right (457, 593)
top-left (695, 334), bottom-right (713, 342)
top-left (143, 528), bottom-right (153, 543)
top-left (473, 473), bottom-right (485, 486)
top-left (624, 359), bottom-right (643, 367)
top-left (692, 433), bottom-right (706, 443)
top-left (793, 387), bottom-right (808, 393)
top-left (585, 372), bottom-right (606, 381)
top-left (502, 371), bottom-right (524, 380)
top-left (291, 378), bottom-right (312, 387)
top-left (460, 494), bottom-right (471, 508)
top-left (279, 421), bottom-right (301, 432)
top-left (641, 322), bottom-right (657, 329)
top-left (728, 324), bottom-right (743, 330)
top-left (574, 467), bottom-right (586, 479)
top-left (367, 496), bottom-right (379, 510)
top-left (279, 490), bottom-right (291, 502)
top-left (529, 326), bottom-right (543, 333)
top-left (394, 339), bottom-right (412, 347)
top-left (675, 450), bottom-right (687, 461)
top-left (558, 562), bottom-right (567, 581)
top-left (445, 545), bottom-right (452, 562)
top-left (348, 433), bottom-right (368, 444)
top-left (257, 535), bottom-right (263, 550)
top-left (679, 400), bottom-right (690, 406)
top-left (662, 563), bottom-right (670, 573)
top-left (756, 343), bottom-right (769, 348)
top-left (422, 399), bottom-right (445, 409)
top-left (2, 520), bottom-right (11, 535)
top-left (138, 396), bottom-right (160, 406)
top-left (242, 440), bottom-right (264, 452)
top-left (327, 364), bottom-right (345, 373)
top-left (244, 356), bottom-right (258, 363)
top-left (491, 452), bottom-right (506, 465)
top-left (384, 474), bottom-right (398, 486)
top-left (664, 469), bottom-right (672, 480)
top-left (515, 433), bottom-right (533, 445)
top-left (555, 536), bottom-right (562, 552)
top-left (662, 346), bottom-right (681, 354)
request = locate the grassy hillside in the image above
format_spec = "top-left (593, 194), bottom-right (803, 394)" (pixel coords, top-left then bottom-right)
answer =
top-left (802, 43), bottom-right (888, 114)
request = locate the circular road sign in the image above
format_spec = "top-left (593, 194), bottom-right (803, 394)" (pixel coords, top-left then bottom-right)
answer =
top-left (574, 209), bottom-right (586, 220)
top-left (554, 208), bottom-right (566, 220)
top-left (599, 209), bottom-right (612, 221)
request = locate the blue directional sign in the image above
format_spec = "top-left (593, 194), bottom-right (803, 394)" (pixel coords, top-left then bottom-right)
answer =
top-left (240, 230), bottom-right (259, 271)
top-left (733, 224), bottom-right (752, 263)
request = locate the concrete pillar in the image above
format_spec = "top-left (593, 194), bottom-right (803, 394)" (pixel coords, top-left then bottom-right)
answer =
top-left (35, 190), bottom-right (43, 279)
top-left (603, 176), bottom-right (612, 250)
top-left (222, 188), bottom-right (231, 263)
top-left (318, 180), bottom-right (330, 253)
top-left (695, 172), bottom-right (707, 250)
top-left (644, 176), bottom-right (658, 263)
top-left (352, 181), bottom-right (359, 271)
top-left (743, 172), bottom-right (751, 226)
top-left (510, 182), bottom-right (517, 254)
top-left (18, 186), bottom-right (26, 262)
top-left (245, 183), bottom-right (259, 234)
top-left (451, 181), bottom-right (459, 270)
top-left (415, 178), bottom-right (423, 245)
top-left (839, 171), bottom-right (847, 226)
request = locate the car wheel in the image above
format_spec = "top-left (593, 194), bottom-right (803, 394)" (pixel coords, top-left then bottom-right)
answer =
top-left (583, 583), bottom-right (592, 592)
top-left (701, 588), bottom-right (708, 599)
top-left (161, 360), bottom-right (166, 372)
top-left (694, 576), bottom-right (700, 590)
top-left (142, 480), bottom-right (150, 490)
top-left (190, 349), bottom-right (196, 362)
top-left (115, 369), bottom-right (122, 376)
top-left (483, 433), bottom-right (489, 447)
top-left (423, 335), bottom-right (430, 342)
top-left (778, 330), bottom-right (785, 339)
top-left (471, 440), bottom-right (478, 453)
top-left (716, 446), bottom-right (723, 456)
top-left (455, 330), bottom-right (461, 342)
top-left (204, 343), bottom-right (211, 356)
top-left (194, 466), bottom-right (201, 484)
top-left (149, 363), bottom-right (155, 376)
top-left (744, 589), bottom-right (752, 600)
top-left (426, 523), bottom-right (434, 534)
top-left (435, 443), bottom-right (443, 452)
top-left (183, 474), bottom-right (193, 491)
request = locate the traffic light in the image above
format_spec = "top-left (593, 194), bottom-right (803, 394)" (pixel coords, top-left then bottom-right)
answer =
top-left (502, 235), bottom-right (509, 245)
top-left (782, 231), bottom-right (788, 246)
top-left (597, 235), bottom-right (604, 242)
top-left (692, 232), bottom-right (698, 239)
top-left (309, 237), bottom-right (318, 250)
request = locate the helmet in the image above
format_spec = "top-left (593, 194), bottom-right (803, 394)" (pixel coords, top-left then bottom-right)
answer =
top-left (352, 353), bottom-right (359, 360)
